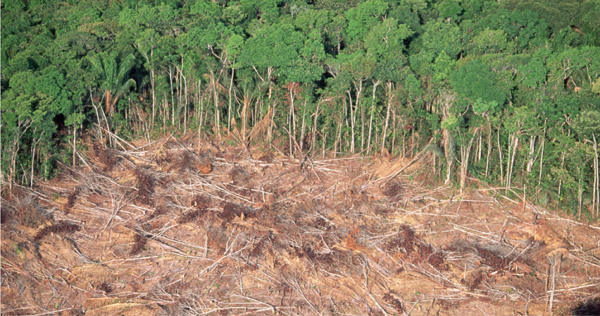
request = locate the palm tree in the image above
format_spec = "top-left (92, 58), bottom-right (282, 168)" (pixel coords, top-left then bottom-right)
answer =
top-left (89, 52), bottom-right (137, 116)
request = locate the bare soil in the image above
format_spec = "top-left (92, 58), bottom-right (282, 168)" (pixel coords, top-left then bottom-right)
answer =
top-left (2, 136), bottom-right (600, 316)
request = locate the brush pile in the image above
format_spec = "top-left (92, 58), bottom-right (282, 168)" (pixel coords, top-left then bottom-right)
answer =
top-left (2, 136), bottom-right (600, 315)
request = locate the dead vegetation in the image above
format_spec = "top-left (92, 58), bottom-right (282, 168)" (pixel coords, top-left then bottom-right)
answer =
top-left (2, 135), bottom-right (600, 315)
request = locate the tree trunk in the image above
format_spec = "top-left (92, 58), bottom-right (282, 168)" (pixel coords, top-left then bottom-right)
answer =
top-left (367, 81), bottom-right (380, 155)
top-left (526, 135), bottom-right (536, 174)
top-left (334, 115), bottom-right (343, 158)
top-left (460, 130), bottom-right (477, 191)
top-left (241, 95), bottom-right (250, 141)
top-left (228, 66), bottom-right (235, 134)
top-left (30, 128), bottom-right (40, 187)
top-left (300, 100), bottom-right (307, 153)
top-left (355, 80), bottom-right (364, 152)
top-left (381, 82), bottom-right (392, 153)
top-left (346, 91), bottom-right (356, 153)
top-left (210, 70), bottom-right (221, 140)
top-left (73, 125), bottom-right (77, 167)
top-left (538, 120), bottom-right (547, 186)
top-left (593, 133), bottom-right (599, 217)
top-left (312, 100), bottom-right (322, 154)
top-left (497, 128), bottom-right (504, 183)
top-left (198, 79), bottom-right (204, 137)
top-left (443, 129), bottom-right (454, 185)
top-left (90, 89), bottom-right (104, 141)
top-left (179, 61), bottom-right (188, 135)
top-left (169, 67), bottom-right (175, 125)
top-left (288, 87), bottom-right (295, 157)
top-left (578, 171), bottom-right (583, 220)
top-left (485, 120), bottom-right (492, 177)
top-left (506, 135), bottom-right (518, 193)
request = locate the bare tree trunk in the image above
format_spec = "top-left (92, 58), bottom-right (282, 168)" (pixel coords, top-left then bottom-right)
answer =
top-left (312, 99), bottom-right (322, 154)
top-left (31, 128), bottom-right (39, 187)
top-left (300, 99), bottom-right (307, 153)
top-left (477, 132), bottom-right (482, 162)
top-left (241, 95), bottom-right (249, 141)
top-left (90, 89), bottom-right (104, 142)
top-left (392, 110), bottom-right (397, 156)
top-left (367, 81), bottom-right (380, 155)
top-left (578, 171), bottom-right (584, 219)
top-left (593, 133), bottom-right (599, 217)
top-left (228, 66), bottom-right (235, 134)
top-left (73, 125), bottom-right (77, 167)
top-left (460, 130), bottom-right (478, 191)
top-left (485, 120), bottom-right (492, 177)
top-left (322, 132), bottom-right (327, 158)
top-left (355, 80), bottom-right (364, 152)
top-left (347, 91), bottom-right (355, 153)
top-left (381, 82), bottom-right (393, 153)
top-left (178, 62), bottom-right (188, 135)
top-left (506, 135), bottom-right (518, 193)
top-left (169, 67), bottom-right (175, 125)
top-left (538, 120), bottom-right (547, 186)
top-left (198, 80), bottom-right (204, 137)
top-left (526, 135), bottom-right (536, 174)
top-left (268, 101), bottom-right (276, 144)
top-left (288, 88), bottom-right (295, 157)
top-left (335, 116), bottom-right (343, 158)
top-left (443, 129), bottom-right (454, 185)
top-left (498, 128), bottom-right (504, 183)
top-left (210, 70), bottom-right (221, 140)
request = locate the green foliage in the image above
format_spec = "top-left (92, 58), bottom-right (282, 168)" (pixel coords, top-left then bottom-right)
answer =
top-left (574, 111), bottom-right (600, 138)
top-left (2, 0), bottom-right (600, 217)
top-left (450, 60), bottom-right (506, 113)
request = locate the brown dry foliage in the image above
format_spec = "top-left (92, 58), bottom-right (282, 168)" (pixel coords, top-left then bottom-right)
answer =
top-left (345, 227), bottom-right (364, 251)
top-left (135, 168), bottom-right (154, 205)
top-left (220, 202), bottom-right (255, 221)
top-left (476, 247), bottom-right (507, 271)
top-left (229, 167), bottom-right (249, 184)
top-left (382, 291), bottom-right (403, 314)
top-left (570, 298), bottom-right (600, 316)
top-left (130, 234), bottom-right (148, 255)
top-left (198, 159), bottom-right (212, 174)
top-left (65, 189), bottom-right (78, 215)
top-left (17, 205), bottom-right (49, 228)
top-left (250, 235), bottom-right (267, 258)
top-left (94, 143), bottom-right (117, 172)
top-left (192, 195), bottom-right (210, 209)
top-left (384, 181), bottom-right (403, 198)
top-left (4, 139), bottom-right (598, 316)
top-left (34, 221), bottom-right (81, 242)
top-left (177, 209), bottom-right (207, 224)
top-left (385, 225), bottom-right (416, 254)
top-left (149, 205), bottom-right (168, 220)
top-left (97, 282), bottom-right (112, 294)
top-left (175, 152), bottom-right (194, 172)
top-left (0, 208), bottom-right (10, 224)
top-left (259, 152), bottom-right (274, 163)
top-left (464, 269), bottom-right (486, 291)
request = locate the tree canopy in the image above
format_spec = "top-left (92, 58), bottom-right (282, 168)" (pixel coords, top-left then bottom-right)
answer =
top-left (2, 0), bottom-right (600, 218)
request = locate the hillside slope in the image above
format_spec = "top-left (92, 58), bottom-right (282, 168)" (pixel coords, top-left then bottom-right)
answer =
top-left (2, 137), bottom-right (600, 315)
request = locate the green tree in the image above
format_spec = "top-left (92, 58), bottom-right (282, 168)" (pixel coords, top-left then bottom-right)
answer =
top-left (89, 52), bottom-right (137, 116)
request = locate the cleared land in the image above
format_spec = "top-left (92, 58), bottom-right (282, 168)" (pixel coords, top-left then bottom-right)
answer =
top-left (2, 136), bottom-right (600, 315)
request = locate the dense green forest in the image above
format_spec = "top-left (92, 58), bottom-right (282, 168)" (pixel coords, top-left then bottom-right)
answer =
top-left (2, 0), bottom-right (600, 218)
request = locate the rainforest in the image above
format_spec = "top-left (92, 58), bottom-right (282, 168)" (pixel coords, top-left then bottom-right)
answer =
top-left (3, 0), bottom-right (600, 216)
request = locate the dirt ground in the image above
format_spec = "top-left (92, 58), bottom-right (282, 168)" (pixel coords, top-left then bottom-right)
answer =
top-left (2, 135), bottom-right (600, 316)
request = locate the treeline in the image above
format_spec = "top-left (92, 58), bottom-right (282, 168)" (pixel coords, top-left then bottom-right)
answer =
top-left (2, 0), bottom-right (600, 217)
